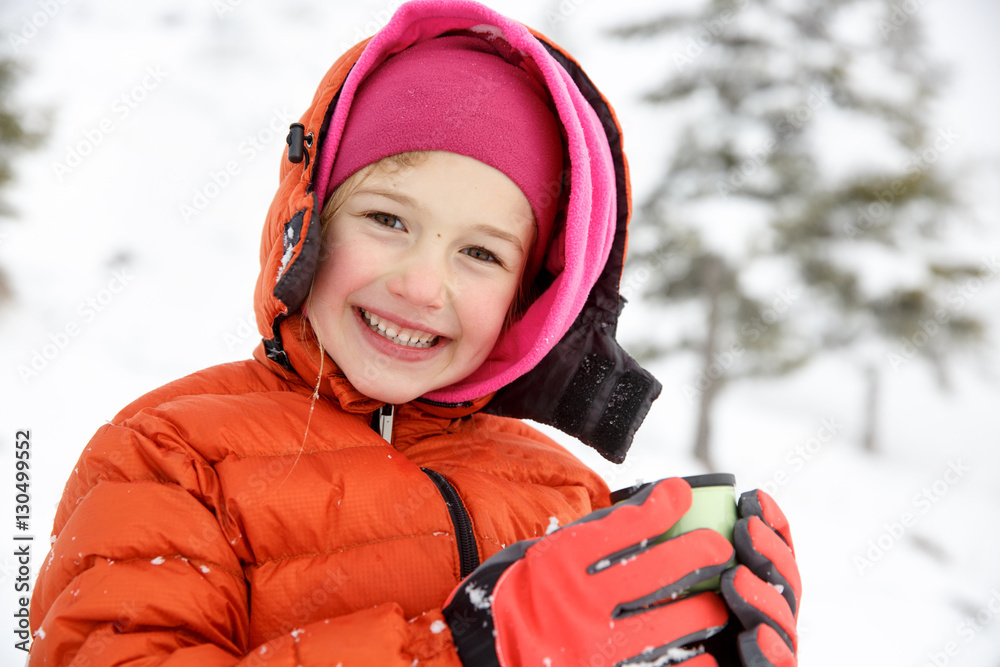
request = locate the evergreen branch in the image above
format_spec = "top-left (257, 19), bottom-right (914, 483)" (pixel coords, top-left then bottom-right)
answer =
top-left (605, 13), bottom-right (699, 40)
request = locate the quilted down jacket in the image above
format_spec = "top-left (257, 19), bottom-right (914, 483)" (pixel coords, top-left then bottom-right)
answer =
top-left (29, 1), bottom-right (661, 664)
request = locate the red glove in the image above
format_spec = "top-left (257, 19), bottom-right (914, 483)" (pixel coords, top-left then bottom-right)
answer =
top-left (720, 490), bottom-right (802, 667)
top-left (442, 477), bottom-right (736, 666)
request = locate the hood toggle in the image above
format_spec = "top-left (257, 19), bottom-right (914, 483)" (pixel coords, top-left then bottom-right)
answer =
top-left (285, 122), bottom-right (313, 168)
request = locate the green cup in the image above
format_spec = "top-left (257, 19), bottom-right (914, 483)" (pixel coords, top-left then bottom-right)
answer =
top-left (662, 473), bottom-right (738, 592)
top-left (612, 473), bottom-right (738, 593)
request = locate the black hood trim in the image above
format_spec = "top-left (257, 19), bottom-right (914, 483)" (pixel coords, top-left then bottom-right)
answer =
top-left (480, 40), bottom-right (662, 463)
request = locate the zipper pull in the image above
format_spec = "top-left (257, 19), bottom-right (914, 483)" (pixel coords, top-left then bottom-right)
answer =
top-left (377, 405), bottom-right (394, 444)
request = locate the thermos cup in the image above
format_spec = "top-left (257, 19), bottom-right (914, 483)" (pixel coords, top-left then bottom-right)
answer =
top-left (611, 473), bottom-right (738, 592)
top-left (662, 473), bottom-right (737, 591)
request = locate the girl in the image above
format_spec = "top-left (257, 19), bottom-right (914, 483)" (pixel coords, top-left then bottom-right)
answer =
top-left (29, 1), bottom-right (800, 665)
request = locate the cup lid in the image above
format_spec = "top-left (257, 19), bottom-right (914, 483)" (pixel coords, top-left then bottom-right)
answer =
top-left (609, 472), bottom-right (737, 504)
top-left (682, 473), bottom-right (736, 488)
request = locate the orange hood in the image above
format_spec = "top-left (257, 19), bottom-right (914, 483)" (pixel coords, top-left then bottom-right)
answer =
top-left (253, 0), bottom-right (660, 463)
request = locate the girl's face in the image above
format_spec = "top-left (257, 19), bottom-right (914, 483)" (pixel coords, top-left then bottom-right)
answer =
top-left (308, 151), bottom-right (535, 404)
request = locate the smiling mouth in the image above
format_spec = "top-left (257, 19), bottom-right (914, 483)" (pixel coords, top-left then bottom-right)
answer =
top-left (359, 308), bottom-right (440, 348)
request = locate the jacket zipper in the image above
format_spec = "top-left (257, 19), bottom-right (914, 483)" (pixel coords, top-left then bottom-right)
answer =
top-left (421, 468), bottom-right (480, 580)
top-left (372, 404), bottom-right (394, 443)
top-left (369, 408), bottom-right (479, 579)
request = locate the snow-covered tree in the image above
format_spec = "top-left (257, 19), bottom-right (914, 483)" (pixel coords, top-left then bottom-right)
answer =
top-left (610, 0), bottom-right (987, 467)
top-left (0, 55), bottom-right (43, 304)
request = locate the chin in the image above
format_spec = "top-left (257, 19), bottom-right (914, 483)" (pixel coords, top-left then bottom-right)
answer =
top-left (352, 380), bottom-right (424, 406)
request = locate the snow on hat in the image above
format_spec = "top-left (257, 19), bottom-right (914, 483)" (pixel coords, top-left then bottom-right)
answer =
top-left (325, 34), bottom-right (565, 278)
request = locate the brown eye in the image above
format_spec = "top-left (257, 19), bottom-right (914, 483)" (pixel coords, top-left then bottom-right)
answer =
top-left (367, 212), bottom-right (404, 230)
top-left (462, 246), bottom-right (501, 265)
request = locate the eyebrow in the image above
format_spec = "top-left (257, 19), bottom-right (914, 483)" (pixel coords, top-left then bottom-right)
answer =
top-left (355, 188), bottom-right (421, 210)
top-left (471, 224), bottom-right (525, 256)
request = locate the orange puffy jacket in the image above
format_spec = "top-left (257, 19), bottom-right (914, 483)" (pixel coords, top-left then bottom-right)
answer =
top-left (29, 313), bottom-right (610, 666)
top-left (30, 3), bottom-right (662, 665)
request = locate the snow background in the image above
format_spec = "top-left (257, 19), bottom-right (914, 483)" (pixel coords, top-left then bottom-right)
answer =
top-left (1, 0), bottom-right (998, 664)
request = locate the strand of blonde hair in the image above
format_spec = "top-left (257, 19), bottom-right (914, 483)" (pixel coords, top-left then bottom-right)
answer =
top-left (279, 337), bottom-right (324, 487)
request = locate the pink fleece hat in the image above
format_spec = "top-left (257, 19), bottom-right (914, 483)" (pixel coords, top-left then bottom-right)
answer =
top-left (326, 34), bottom-right (565, 276)
top-left (311, 0), bottom-right (617, 404)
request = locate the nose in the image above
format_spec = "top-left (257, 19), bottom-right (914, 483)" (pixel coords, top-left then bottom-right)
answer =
top-left (386, 252), bottom-right (451, 309)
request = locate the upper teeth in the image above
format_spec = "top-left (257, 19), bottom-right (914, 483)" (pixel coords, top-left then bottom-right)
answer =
top-left (360, 309), bottom-right (438, 348)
